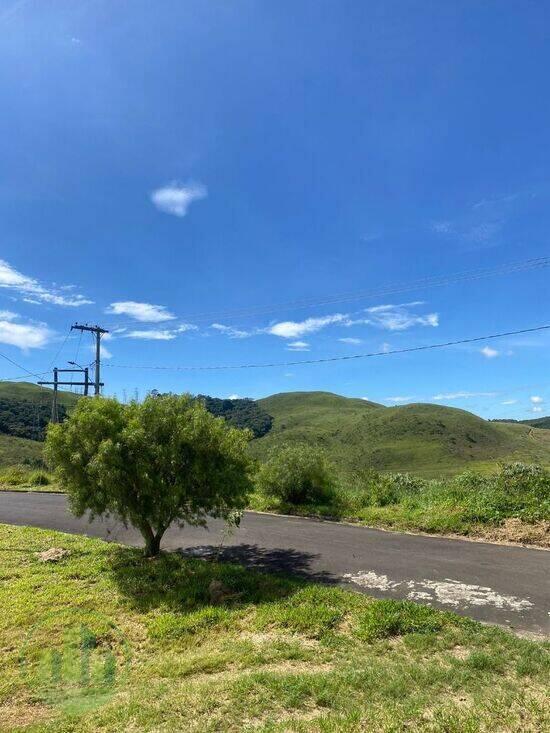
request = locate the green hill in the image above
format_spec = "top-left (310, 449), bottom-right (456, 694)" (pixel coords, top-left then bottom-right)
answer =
top-left (0, 383), bottom-right (80, 467)
top-left (0, 381), bottom-right (80, 410)
top-left (251, 392), bottom-right (550, 477)
top-left (521, 416), bottom-right (550, 430)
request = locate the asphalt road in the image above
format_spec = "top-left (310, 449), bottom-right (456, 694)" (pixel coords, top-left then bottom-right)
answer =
top-left (1, 491), bottom-right (548, 636)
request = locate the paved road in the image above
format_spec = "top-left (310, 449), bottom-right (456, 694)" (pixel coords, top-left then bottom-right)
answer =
top-left (1, 491), bottom-right (548, 636)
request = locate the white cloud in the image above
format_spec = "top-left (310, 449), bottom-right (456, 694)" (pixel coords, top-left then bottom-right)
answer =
top-left (286, 341), bottom-right (310, 351)
top-left (227, 394), bottom-right (241, 400)
top-left (89, 343), bottom-right (112, 359)
top-left (501, 399), bottom-right (518, 405)
top-left (339, 337), bottom-right (362, 345)
top-left (0, 313), bottom-right (53, 350)
top-left (381, 342), bottom-right (391, 353)
top-left (432, 391), bottom-right (497, 400)
top-left (349, 302), bottom-right (439, 331)
top-left (269, 314), bottom-right (347, 339)
top-left (211, 323), bottom-right (254, 339)
top-left (151, 181), bottom-right (207, 217)
top-left (533, 407), bottom-right (543, 413)
top-left (386, 396), bottom-right (414, 403)
top-left (122, 322), bottom-right (196, 340)
top-left (106, 301), bottom-right (175, 323)
top-left (124, 329), bottom-right (178, 341)
top-left (0, 259), bottom-right (92, 307)
top-left (530, 396), bottom-right (543, 404)
top-left (480, 346), bottom-right (499, 358)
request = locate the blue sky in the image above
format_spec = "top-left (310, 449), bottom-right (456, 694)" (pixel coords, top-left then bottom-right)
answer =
top-left (1, 0), bottom-right (549, 418)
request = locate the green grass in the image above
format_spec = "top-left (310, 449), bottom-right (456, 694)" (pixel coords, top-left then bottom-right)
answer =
top-left (0, 381), bottom-right (80, 411)
top-left (252, 392), bottom-right (550, 477)
top-left (0, 434), bottom-right (44, 468)
top-left (0, 524), bottom-right (548, 732)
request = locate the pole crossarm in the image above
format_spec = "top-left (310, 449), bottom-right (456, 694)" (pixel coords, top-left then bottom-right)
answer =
top-left (71, 323), bottom-right (109, 395)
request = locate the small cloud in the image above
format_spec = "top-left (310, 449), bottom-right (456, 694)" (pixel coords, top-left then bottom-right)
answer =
top-left (227, 394), bottom-right (241, 400)
top-left (353, 302), bottom-right (438, 331)
top-left (151, 181), bottom-right (207, 217)
top-left (268, 314), bottom-right (347, 339)
top-left (339, 337), bottom-right (362, 345)
top-left (124, 329), bottom-right (178, 341)
top-left (432, 391), bottom-right (497, 400)
top-left (211, 323), bottom-right (254, 339)
top-left (501, 399), bottom-right (517, 405)
top-left (106, 301), bottom-right (175, 323)
top-left (530, 396), bottom-right (544, 404)
top-left (480, 346), bottom-right (499, 358)
top-left (286, 341), bottom-right (310, 351)
top-left (284, 372), bottom-right (294, 378)
top-left (533, 407), bottom-right (543, 413)
top-left (381, 342), bottom-right (391, 353)
top-left (71, 37), bottom-right (81, 44)
top-left (386, 396), bottom-right (414, 404)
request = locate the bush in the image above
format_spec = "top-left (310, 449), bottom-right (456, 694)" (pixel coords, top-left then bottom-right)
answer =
top-left (28, 470), bottom-right (50, 486)
top-left (255, 444), bottom-right (335, 505)
top-left (341, 469), bottom-right (426, 509)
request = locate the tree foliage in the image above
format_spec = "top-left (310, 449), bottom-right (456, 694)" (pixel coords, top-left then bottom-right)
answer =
top-left (0, 396), bottom-right (67, 441)
top-left (196, 396), bottom-right (273, 438)
top-left (255, 443), bottom-right (335, 505)
top-left (45, 394), bottom-right (253, 555)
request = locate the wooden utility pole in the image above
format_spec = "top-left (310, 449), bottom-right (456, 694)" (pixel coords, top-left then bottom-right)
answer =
top-left (70, 324), bottom-right (109, 395)
top-left (38, 368), bottom-right (101, 422)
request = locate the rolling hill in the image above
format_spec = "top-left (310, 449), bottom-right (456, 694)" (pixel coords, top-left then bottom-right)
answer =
top-left (0, 381), bottom-right (80, 410)
top-left (250, 391), bottom-right (550, 476)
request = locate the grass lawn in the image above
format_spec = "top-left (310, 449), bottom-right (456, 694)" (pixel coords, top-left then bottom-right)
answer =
top-left (1, 524), bottom-right (548, 732)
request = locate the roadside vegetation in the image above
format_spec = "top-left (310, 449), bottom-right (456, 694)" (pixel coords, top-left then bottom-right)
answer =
top-left (252, 446), bottom-right (550, 547)
top-left (1, 523), bottom-right (548, 732)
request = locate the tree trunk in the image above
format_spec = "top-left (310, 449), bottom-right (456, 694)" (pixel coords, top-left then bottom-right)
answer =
top-left (144, 533), bottom-right (161, 557)
top-left (139, 522), bottom-right (163, 557)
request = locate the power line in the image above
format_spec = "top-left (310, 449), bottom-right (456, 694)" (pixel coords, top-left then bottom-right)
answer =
top-left (0, 350), bottom-right (49, 381)
top-left (100, 255), bottom-right (550, 329)
top-left (103, 323), bottom-right (550, 372)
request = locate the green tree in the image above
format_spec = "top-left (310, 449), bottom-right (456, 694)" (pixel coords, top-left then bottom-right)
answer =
top-left (45, 394), bottom-right (253, 556)
top-left (256, 443), bottom-right (334, 505)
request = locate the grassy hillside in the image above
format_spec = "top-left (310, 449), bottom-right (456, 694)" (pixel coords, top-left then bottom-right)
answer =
top-left (0, 382), bottom-right (79, 467)
top-left (0, 433), bottom-right (43, 466)
top-left (522, 416), bottom-right (550, 429)
top-left (0, 381), bottom-right (80, 410)
top-left (252, 392), bottom-right (550, 476)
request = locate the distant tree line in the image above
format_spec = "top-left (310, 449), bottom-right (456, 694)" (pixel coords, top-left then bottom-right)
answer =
top-left (491, 417), bottom-right (550, 429)
top-left (196, 395), bottom-right (273, 438)
top-left (0, 397), bottom-right (67, 441)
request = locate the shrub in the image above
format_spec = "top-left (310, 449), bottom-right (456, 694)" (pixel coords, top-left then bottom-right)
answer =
top-left (255, 444), bottom-right (335, 505)
top-left (28, 470), bottom-right (50, 486)
top-left (342, 470), bottom-right (426, 508)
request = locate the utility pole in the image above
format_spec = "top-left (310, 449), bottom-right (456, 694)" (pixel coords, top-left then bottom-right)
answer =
top-left (38, 368), bottom-right (102, 421)
top-left (71, 324), bottom-right (109, 396)
top-left (51, 367), bottom-right (58, 423)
